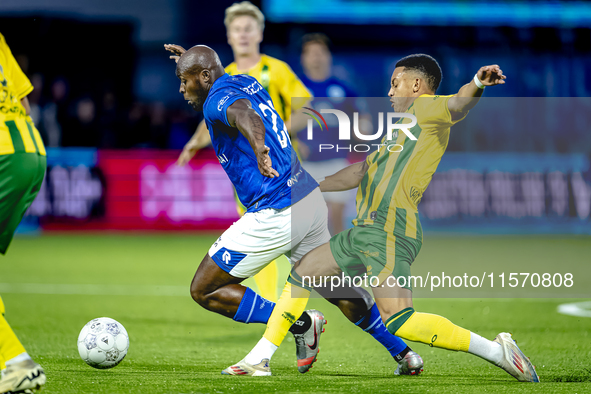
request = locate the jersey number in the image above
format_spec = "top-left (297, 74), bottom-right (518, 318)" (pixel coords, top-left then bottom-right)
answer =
top-left (258, 101), bottom-right (291, 149)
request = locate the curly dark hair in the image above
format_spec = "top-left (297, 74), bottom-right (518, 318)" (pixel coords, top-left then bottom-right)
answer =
top-left (395, 54), bottom-right (442, 93)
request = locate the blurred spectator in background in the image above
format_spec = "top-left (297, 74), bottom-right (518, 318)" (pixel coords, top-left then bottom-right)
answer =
top-left (41, 78), bottom-right (68, 147)
top-left (62, 97), bottom-right (99, 147)
top-left (297, 33), bottom-right (357, 234)
top-left (27, 73), bottom-right (43, 127)
top-left (125, 102), bottom-right (150, 148)
top-left (149, 102), bottom-right (168, 149)
top-left (97, 90), bottom-right (121, 148)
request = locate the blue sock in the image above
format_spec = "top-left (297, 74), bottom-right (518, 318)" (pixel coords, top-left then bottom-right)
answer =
top-left (233, 287), bottom-right (276, 324)
top-left (356, 304), bottom-right (410, 362)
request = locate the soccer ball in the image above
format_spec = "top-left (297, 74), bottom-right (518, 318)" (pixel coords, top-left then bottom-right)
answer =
top-left (77, 317), bottom-right (129, 369)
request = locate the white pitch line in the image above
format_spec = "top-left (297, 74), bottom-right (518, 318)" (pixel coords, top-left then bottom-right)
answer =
top-left (557, 301), bottom-right (591, 317)
top-left (0, 283), bottom-right (188, 297)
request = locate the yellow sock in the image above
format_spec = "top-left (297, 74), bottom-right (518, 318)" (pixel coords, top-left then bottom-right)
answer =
top-left (263, 281), bottom-right (310, 346)
top-left (253, 260), bottom-right (279, 302)
top-left (387, 309), bottom-right (471, 352)
top-left (0, 315), bottom-right (27, 363)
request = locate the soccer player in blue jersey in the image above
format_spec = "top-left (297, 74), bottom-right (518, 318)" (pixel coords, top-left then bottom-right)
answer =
top-left (174, 45), bottom-right (423, 376)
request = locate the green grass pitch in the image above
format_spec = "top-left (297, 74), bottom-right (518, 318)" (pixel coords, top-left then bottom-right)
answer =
top-left (1, 233), bottom-right (590, 393)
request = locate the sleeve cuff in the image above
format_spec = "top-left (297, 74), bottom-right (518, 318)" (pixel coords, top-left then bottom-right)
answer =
top-left (17, 84), bottom-right (33, 100)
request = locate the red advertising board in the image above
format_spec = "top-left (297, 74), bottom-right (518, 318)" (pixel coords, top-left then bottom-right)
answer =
top-left (42, 149), bottom-right (239, 230)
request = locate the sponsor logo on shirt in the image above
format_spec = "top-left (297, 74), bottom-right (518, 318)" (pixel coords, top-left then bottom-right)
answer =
top-left (217, 92), bottom-right (235, 111)
top-left (241, 81), bottom-right (263, 95)
top-left (287, 169), bottom-right (303, 187)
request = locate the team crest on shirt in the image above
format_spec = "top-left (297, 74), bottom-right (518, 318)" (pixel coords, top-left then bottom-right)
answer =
top-left (260, 65), bottom-right (270, 90)
top-left (410, 186), bottom-right (423, 204)
top-left (0, 64), bottom-right (20, 113)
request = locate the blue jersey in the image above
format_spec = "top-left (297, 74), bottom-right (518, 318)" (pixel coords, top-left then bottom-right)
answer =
top-left (203, 73), bottom-right (318, 213)
top-left (297, 75), bottom-right (357, 162)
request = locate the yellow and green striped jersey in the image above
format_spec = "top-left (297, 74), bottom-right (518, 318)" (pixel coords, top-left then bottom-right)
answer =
top-left (353, 94), bottom-right (467, 240)
top-left (224, 54), bottom-right (312, 122)
top-left (0, 33), bottom-right (45, 156)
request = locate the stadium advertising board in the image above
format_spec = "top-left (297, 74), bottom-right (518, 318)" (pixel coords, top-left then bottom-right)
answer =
top-left (26, 148), bottom-right (239, 230)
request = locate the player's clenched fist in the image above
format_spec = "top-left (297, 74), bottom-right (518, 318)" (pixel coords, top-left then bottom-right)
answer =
top-left (476, 65), bottom-right (506, 86)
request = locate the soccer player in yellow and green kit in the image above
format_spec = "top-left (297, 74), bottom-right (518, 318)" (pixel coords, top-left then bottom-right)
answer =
top-left (0, 33), bottom-right (47, 393)
top-left (165, 1), bottom-right (312, 303)
top-left (243, 54), bottom-right (540, 382)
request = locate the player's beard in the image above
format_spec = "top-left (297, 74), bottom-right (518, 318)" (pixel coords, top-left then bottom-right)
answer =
top-left (190, 86), bottom-right (208, 111)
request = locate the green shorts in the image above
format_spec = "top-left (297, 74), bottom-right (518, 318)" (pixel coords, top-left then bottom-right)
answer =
top-left (329, 225), bottom-right (422, 290)
top-left (0, 152), bottom-right (47, 255)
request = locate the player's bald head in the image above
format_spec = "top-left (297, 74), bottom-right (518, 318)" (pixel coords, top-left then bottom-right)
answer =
top-left (176, 45), bottom-right (224, 78)
top-left (175, 45), bottom-right (226, 111)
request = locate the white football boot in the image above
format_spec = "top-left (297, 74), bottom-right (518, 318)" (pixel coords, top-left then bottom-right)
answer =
top-left (221, 358), bottom-right (272, 376)
top-left (494, 332), bottom-right (540, 382)
top-left (0, 360), bottom-right (46, 393)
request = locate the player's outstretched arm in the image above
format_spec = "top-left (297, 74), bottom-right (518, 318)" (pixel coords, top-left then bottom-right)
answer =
top-left (164, 44), bottom-right (186, 64)
top-left (227, 99), bottom-right (279, 178)
top-left (177, 121), bottom-right (212, 166)
top-left (319, 160), bottom-right (368, 192)
top-left (448, 65), bottom-right (506, 121)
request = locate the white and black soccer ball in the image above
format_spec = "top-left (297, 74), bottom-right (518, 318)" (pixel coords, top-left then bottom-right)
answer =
top-left (77, 317), bottom-right (129, 369)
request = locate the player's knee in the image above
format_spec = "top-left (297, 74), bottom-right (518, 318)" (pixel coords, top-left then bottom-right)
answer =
top-left (190, 277), bottom-right (209, 308)
top-left (190, 254), bottom-right (218, 309)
